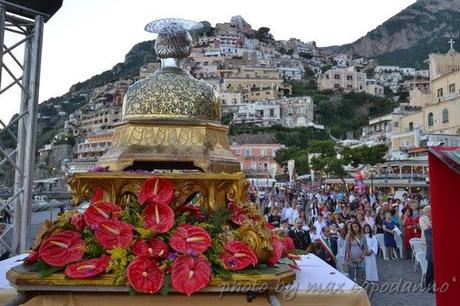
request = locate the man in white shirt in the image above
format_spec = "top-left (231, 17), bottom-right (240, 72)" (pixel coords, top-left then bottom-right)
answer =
top-left (419, 206), bottom-right (431, 247)
top-left (281, 203), bottom-right (294, 225)
top-left (349, 192), bottom-right (356, 204)
top-left (314, 214), bottom-right (326, 235)
top-left (289, 205), bottom-right (302, 226)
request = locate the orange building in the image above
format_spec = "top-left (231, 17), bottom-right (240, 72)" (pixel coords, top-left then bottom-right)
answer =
top-left (230, 143), bottom-right (283, 177)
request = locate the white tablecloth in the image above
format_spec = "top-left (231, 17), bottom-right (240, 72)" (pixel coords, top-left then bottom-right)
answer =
top-left (0, 254), bottom-right (370, 306)
top-left (0, 254), bottom-right (27, 289)
top-left (278, 254), bottom-right (370, 306)
top-left (294, 254), bottom-right (360, 291)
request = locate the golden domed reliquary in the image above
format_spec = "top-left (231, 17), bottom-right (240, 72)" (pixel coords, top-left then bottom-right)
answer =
top-left (7, 18), bottom-right (295, 296)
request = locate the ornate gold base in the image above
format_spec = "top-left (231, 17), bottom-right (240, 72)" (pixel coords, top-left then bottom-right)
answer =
top-left (97, 119), bottom-right (241, 173)
top-left (68, 172), bottom-right (248, 211)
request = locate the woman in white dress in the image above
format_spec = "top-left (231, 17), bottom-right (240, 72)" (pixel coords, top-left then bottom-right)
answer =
top-left (363, 224), bottom-right (379, 282)
top-left (336, 227), bottom-right (347, 274)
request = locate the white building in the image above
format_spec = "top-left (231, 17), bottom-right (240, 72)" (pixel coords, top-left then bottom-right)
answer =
top-left (231, 96), bottom-right (316, 128)
top-left (333, 54), bottom-right (351, 68)
top-left (400, 67), bottom-right (416, 77)
top-left (204, 48), bottom-right (222, 57)
top-left (415, 70), bottom-right (430, 78)
top-left (278, 67), bottom-right (303, 80)
top-left (365, 79), bottom-right (385, 97)
top-left (318, 67), bottom-right (366, 92)
top-left (279, 96), bottom-right (314, 127)
top-left (233, 101), bottom-right (281, 126)
top-left (375, 66), bottom-right (400, 73)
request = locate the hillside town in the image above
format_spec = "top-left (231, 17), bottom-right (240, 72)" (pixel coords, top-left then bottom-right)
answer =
top-left (1, 2), bottom-right (460, 305)
top-left (30, 16), bottom-right (459, 198)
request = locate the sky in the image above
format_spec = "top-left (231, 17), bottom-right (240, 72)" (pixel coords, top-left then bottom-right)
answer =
top-left (0, 0), bottom-right (417, 123)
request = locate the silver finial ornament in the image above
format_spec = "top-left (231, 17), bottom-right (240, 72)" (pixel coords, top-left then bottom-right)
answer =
top-left (145, 18), bottom-right (202, 61)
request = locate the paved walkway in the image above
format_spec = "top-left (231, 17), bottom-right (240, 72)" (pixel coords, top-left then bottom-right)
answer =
top-left (368, 257), bottom-right (435, 306)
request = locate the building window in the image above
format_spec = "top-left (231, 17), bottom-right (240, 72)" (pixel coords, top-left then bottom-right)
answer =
top-left (261, 149), bottom-right (267, 156)
top-left (269, 108), bottom-right (275, 117)
top-left (334, 84), bottom-right (340, 89)
top-left (346, 75), bottom-right (353, 81)
top-left (449, 83), bottom-right (455, 93)
top-left (347, 85), bottom-right (353, 90)
top-left (409, 122), bottom-right (414, 131)
top-left (245, 149), bottom-right (251, 157)
top-left (325, 74), bottom-right (330, 79)
top-left (442, 108), bottom-right (449, 123)
top-left (428, 112), bottom-right (434, 126)
top-left (437, 88), bottom-right (443, 97)
top-left (334, 74), bottom-right (340, 80)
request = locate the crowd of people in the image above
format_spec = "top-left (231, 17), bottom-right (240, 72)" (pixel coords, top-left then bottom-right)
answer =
top-left (252, 185), bottom-right (432, 286)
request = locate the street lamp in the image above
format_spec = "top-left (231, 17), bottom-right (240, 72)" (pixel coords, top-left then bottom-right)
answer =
top-left (368, 166), bottom-right (377, 193)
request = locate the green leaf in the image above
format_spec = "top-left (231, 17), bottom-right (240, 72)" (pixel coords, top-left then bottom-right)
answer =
top-left (120, 196), bottom-right (143, 227)
top-left (212, 265), bottom-right (232, 279)
top-left (108, 247), bottom-right (132, 285)
top-left (135, 227), bottom-right (153, 240)
top-left (208, 208), bottom-right (229, 235)
top-left (128, 286), bottom-right (138, 296)
top-left (82, 228), bottom-right (105, 259)
top-left (161, 274), bottom-right (171, 296)
top-left (32, 260), bottom-right (64, 277)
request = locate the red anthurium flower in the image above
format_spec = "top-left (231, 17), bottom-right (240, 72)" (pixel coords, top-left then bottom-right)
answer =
top-left (169, 224), bottom-right (211, 256)
top-left (177, 204), bottom-right (205, 220)
top-left (64, 255), bottom-right (110, 279)
top-left (171, 255), bottom-right (211, 296)
top-left (219, 240), bottom-right (258, 271)
top-left (265, 222), bottom-right (274, 230)
top-left (267, 236), bottom-right (284, 266)
top-left (282, 236), bottom-right (295, 255)
top-left (138, 178), bottom-right (174, 206)
top-left (132, 238), bottom-right (169, 259)
top-left (228, 202), bottom-right (249, 225)
top-left (142, 202), bottom-right (175, 233)
top-left (84, 202), bottom-right (121, 227)
top-left (70, 213), bottom-right (86, 231)
top-left (91, 188), bottom-right (104, 203)
top-left (95, 219), bottom-right (134, 250)
top-left (39, 230), bottom-right (86, 267)
top-left (23, 251), bottom-right (39, 265)
top-left (127, 256), bottom-right (165, 294)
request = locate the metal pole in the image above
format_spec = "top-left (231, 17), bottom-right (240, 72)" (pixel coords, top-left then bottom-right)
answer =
top-left (11, 36), bottom-right (31, 255)
top-left (19, 15), bottom-right (43, 252)
top-left (0, 4), bottom-right (5, 87)
top-left (371, 173), bottom-right (374, 193)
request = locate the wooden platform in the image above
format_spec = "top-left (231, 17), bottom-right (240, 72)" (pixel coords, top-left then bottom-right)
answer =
top-left (7, 263), bottom-right (295, 293)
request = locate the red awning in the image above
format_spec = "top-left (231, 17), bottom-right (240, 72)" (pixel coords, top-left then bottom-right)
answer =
top-left (429, 146), bottom-right (460, 175)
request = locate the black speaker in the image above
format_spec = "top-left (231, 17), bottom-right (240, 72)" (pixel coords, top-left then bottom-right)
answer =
top-left (1, 0), bottom-right (63, 22)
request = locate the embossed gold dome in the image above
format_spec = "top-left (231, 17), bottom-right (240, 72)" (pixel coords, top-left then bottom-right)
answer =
top-left (122, 18), bottom-right (221, 122)
top-left (122, 67), bottom-right (221, 121)
top-left (98, 19), bottom-right (240, 173)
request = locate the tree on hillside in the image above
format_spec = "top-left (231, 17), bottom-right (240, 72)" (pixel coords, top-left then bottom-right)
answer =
top-left (308, 140), bottom-right (336, 157)
top-left (275, 147), bottom-right (309, 175)
top-left (310, 156), bottom-right (347, 191)
top-left (341, 144), bottom-right (387, 168)
top-left (256, 27), bottom-right (273, 42)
